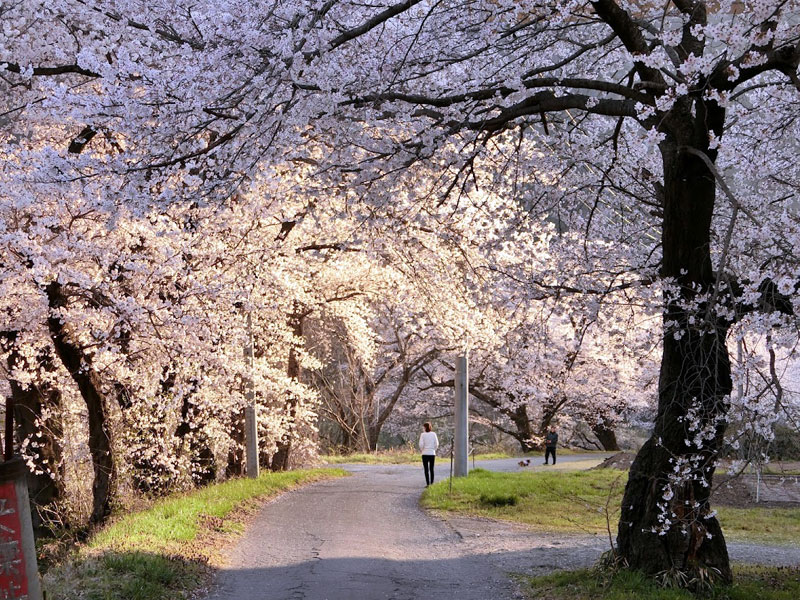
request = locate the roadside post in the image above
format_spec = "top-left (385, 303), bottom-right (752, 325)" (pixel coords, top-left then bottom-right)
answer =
top-left (1, 401), bottom-right (43, 600)
top-left (244, 311), bottom-right (259, 479)
top-left (454, 354), bottom-right (469, 477)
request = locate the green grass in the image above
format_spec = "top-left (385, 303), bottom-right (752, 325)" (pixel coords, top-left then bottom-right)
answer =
top-left (421, 468), bottom-right (800, 544)
top-left (519, 448), bottom-right (615, 457)
top-left (322, 449), bottom-right (420, 464)
top-left (522, 565), bottom-right (800, 600)
top-left (44, 468), bottom-right (347, 600)
top-left (717, 506), bottom-right (800, 544)
top-left (474, 451), bottom-right (516, 460)
top-left (422, 467), bottom-right (625, 534)
top-left (763, 466), bottom-right (800, 476)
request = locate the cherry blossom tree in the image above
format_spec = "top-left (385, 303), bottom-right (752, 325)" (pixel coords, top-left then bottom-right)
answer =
top-left (3, 0), bottom-right (800, 582)
top-left (309, 300), bottom-right (440, 452)
top-left (281, 1), bottom-right (800, 580)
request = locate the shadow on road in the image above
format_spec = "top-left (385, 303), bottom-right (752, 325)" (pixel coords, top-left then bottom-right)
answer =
top-left (208, 551), bottom-right (543, 600)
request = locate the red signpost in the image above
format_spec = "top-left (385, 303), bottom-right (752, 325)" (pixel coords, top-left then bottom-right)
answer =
top-left (0, 480), bottom-right (29, 598)
top-left (0, 458), bottom-right (42, 600)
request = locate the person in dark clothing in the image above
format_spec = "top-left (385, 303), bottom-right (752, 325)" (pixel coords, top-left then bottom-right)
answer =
top-left (544, 426), bottom-right (558, 465)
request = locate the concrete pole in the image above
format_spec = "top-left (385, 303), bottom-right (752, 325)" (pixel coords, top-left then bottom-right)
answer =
top-left (244, 311), bottom-right (259, 479)
top-left (454, 354), bottom-right (469, 477)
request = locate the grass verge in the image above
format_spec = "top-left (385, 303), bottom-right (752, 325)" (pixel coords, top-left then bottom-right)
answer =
top-left (521, 565), bottom-right (800, 600)
top-left (44, 468), bottom-right (347, 600)
top-left (321, 449), bottom-right (514, 464)
top-left (421, 468), bottom-right (800, 544)
top-left (421, 467), bottom-right (625, 536)
top-left (321, 449), bottom-right (420, 464)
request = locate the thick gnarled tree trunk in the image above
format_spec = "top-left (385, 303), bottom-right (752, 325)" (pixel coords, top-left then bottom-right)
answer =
top-left (46, 281), bottom-right (115, 524)
top-left (618, 122), bottom-right (732, 581)
top-left (591, 420), bottom-right (620, 452)
top-left (618, 319), bottom-right (731, 579)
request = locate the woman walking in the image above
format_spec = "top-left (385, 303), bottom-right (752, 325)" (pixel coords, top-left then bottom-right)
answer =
top-left (419, 422), bottom-right (439, 486)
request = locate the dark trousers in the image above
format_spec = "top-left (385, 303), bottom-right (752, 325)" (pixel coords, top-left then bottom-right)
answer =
top-left (422, 455), bottom-right (435, 485)
top-left (545, 447), bottom-right (556, 464)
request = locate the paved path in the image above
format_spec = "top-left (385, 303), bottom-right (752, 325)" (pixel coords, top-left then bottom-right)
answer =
top-left (208, 454), bottom-right (800, 600)
top-left (209, 462), bottom-right (523, 600)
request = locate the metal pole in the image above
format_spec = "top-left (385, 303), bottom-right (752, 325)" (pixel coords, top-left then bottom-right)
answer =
top-left (244, 311), bottom-right (259, 478)
top-left (454, 354), bottom-right (469, 477)
top-left (756, 465), bottom-right (761, 504)
top-left (374, 398), bottom-right (379, 455)
top-left (449, 443), bottom-right (454, 494)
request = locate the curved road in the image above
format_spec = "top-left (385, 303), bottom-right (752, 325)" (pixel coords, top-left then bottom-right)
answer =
top-left (208, 454), bottom-right (800, 600)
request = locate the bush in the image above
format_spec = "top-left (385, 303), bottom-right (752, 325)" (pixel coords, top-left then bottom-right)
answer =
top-left (770, 424), bottom-right (800, 460)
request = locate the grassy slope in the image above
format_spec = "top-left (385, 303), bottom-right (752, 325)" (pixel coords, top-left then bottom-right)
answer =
top-left (45, 468), bottom-right (347, 600)
top-left (421, 468), bottom-right (800, 544)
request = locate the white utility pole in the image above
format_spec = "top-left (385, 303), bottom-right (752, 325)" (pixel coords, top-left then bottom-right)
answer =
top-left (244, 311), bottom-right (259, 478)
top-left (454, 354), bottom-right (469, 477)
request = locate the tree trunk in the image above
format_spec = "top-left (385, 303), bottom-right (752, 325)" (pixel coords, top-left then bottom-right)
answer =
top-left (46, 282), bottom-right (115, 524)
top-left (3, 341), bottom-right (65, 529)
top-left (226, 409), bottom-right (245, 477)
top-left (174, 381), bottom-right (216, 486)
top-left (617, 127), bottom-right (732, 582)
top-left (367, 424), bottom-right (380, 452)
top-left (340, 427), bottom-right (352, 450)
top-left (591, 420), bottom-right (620, 452)
top-left (510, 405), bottom-right (537, 452)
top-left (10, 378), bottom-right (64, 513)
top-left (469, 386), bottom-right (538, 452)
top-left (271, 309), bottom-right (304, 471)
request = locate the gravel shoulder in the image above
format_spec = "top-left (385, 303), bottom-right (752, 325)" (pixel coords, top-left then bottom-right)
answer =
top-left (437, 512), bottom-right (800, 574)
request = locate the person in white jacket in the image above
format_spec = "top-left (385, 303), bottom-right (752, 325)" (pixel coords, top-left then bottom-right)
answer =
top-left (419, 422), bottom-right (439, 486)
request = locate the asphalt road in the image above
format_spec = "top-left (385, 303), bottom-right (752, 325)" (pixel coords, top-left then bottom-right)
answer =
top-left (207, 453), bottom-right (607, 600)
top-left (207, 453), bottom-right (800, 600)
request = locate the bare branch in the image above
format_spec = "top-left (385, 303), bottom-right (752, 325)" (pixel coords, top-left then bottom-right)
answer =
top-left (3, 62), bottom-right (99, 78)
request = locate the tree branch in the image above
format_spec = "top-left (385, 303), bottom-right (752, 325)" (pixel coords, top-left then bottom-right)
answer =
top-left (590, 0), bottom-right (665, 86)
top-left (3, 62), bottom-right (99, 78)
top-left (305, 0), bottom-right (424, 58)
top-left (710, 42), bottom-right (800, 91)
